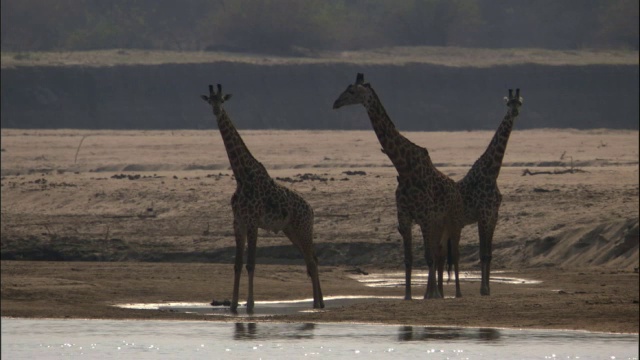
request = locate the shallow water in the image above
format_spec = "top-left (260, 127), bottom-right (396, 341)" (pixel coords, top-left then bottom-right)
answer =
top-left (115, 270), bottom-right (542, 319)
top-left (348, 270), bottom-right (542, 288)
top-left (116, 295), bottom-right (398, 317)
top-left (2, 318), bottom-right (638, 359)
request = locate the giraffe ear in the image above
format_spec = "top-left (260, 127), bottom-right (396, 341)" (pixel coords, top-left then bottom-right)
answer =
top-left (200, 95), bottom-right (210, 102)
top-left (224, 94), bottom-right (232, 101)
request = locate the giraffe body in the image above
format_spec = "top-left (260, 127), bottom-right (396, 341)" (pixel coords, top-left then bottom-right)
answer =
top-left (201, 84), bottom-right (324, 313)
top-left (333, 74), bottom-right (464, 299)
top-left (457, 89), bottom-right (523, 295)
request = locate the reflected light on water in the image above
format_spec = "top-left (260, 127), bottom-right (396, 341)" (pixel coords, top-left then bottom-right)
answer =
top-left (348, 270), bottom-right (542, 288)
top-left (112, 270), bottom-right (541, 318)
top-left (2, 318), bottom-right (638, 360)
top-left (114, 295), bottom-right (400, 317)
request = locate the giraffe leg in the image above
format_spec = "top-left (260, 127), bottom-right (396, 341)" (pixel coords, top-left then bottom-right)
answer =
top-left (422, 224), bottom-right (442, 299)
top-left (231, 219), bottom-right (246, 314)
top-left (396, 188), bottom-right (416, 300)
top-left (245, 226), bottom-right (258, 314)
top-left (305, 251), bottom-right (324, 309)
top-left (437, 228), bottom-right (450, 297)
top-left (425, 263), bottom-right (441, 299)
top-left (478, 218), bottom-right (497, 296)
top-left (450, 228), bottom-right (463, 298)
top-left (437, 254), bottom-right (445, 297)
top-left (398, 216), bottom-right (413, 300)
top-left (284, 227), bottom-right (324, 309)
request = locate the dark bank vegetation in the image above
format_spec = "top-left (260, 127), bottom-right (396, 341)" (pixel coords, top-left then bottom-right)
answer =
top-left (2, 0), bottom-right (638, 54)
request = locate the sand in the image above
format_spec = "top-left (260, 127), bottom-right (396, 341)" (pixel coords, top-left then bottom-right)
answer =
top-left (1, 129), bottom-right (638, 333)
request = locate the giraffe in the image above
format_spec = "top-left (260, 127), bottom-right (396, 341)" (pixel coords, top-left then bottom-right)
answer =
top-left (201, 84), bottom-right (324, 313)
top-left (333, 73), bottom-right (464, 299)
top-left (457, 89), bottom-right (523, 296)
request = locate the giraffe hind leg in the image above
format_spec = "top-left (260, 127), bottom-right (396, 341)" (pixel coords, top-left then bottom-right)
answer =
top-left (437, 228), bottom-right (450, 297)
top-left (306, 252), bottom-right (324, 309)
top-left (284, 226), bottom-right (324, 309)
top-left (423, 225), bottom-right (443, 299)
top-left (450, 227), bottom-right (463, 298)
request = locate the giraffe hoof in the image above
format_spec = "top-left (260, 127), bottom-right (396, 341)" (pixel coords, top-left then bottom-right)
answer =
top-left (211, 298), bottom-right (231, 306)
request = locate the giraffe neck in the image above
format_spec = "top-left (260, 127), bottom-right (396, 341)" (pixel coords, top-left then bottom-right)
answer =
top-left (471, 109), bottom-right (518, 180)
top-left (214, 107), bottom-right (268, 183)
top-left (363, 89), bottom-right (435, 177)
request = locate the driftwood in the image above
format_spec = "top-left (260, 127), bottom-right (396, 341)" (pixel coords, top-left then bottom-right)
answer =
top-left (74, 135), bottom-right (88, 164)
top-left (522, 168), bottom-right (588, 176)
top-left (315, 213), bottom-right (350, 219)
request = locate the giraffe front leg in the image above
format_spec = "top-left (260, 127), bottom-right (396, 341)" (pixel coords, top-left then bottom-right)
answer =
top-left (398, 218), bottom-right (413, 301)
top-left (245, 226), bottom-right (258, 314)
top-left (478, 219), bottom-right (496, 296)
top-left (396, 189), bottom-right (415, 300)
top-left (231, 219), bottom-right (246, 314)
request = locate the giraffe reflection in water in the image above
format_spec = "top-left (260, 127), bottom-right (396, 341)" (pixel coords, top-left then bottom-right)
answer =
top-left (398, 326), bottom-right (501, 342)
top-left (233, 322), bottom-right (316, 341)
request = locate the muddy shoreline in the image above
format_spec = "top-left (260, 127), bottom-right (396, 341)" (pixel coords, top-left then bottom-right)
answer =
top-left (1, 261), bottom-right (638, 334)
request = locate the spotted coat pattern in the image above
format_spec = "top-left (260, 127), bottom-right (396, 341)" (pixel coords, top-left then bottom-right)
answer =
top-left (457, 89), bottom-right (523, 296)
top-left (333, 74), bottom-right (464, 299)
top-left (201, 84), bottom-right (324, 313)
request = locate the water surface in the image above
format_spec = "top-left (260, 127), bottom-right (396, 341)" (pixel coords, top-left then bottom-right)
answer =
top-left (2, 318), bottom-right (638, 359)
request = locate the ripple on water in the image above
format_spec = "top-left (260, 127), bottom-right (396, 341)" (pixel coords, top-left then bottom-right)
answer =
top-left (2, 319), bottom-right (637, 360)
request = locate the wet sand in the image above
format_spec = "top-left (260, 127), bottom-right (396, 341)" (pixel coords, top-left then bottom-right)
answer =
top-left (1, 261), bottom-right (638, 334)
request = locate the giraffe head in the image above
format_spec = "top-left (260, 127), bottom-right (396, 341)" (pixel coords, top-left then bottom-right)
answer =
top-left (503, 88), bottom-right (523, 116)
top-left (332, 73), bottom-right (374, 109)
top-left (201, 84), bottom-right (232, 116)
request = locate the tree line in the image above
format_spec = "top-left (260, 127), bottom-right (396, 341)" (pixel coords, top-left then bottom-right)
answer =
top-left (1, 0), bottom-right (638, 54)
